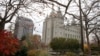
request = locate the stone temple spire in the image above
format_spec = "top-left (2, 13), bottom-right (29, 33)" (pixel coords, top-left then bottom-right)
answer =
top-left (51, 3), bottom-right (55, 13)
top-left (52, 3), bottom-right (54, 11)
top-left (57, 7), bottom-right (61, 13)
top-left (49, 3), bottom-right (56, 18)
top-left (57, 7), bottom-right (62, 17)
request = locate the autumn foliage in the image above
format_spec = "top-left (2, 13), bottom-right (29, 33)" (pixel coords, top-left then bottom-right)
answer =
top-left (84, 44), bottom-right (89, 54)
top-left (0, 30), bottom-right (20, 56)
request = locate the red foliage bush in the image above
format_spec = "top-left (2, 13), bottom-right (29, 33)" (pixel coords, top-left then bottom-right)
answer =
top-left (0, 30), bottom-right (20, 56)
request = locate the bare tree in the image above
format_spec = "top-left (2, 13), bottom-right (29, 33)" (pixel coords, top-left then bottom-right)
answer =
top-left (92, 22), bottom-right (100, 46)
top-left (66, 0), bottom-right (100, 55)
top-left (0, 0), bottom-right (42, 30)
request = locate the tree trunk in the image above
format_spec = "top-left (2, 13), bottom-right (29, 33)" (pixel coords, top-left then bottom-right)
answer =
top-left (85, 16), bottom-right (91, 56)
top-left (0, 22), bottom-right (5, 30)
top-left (95, 33), bottom-right (100, 46)
top-left (79, 0), bottom-right (84, 55)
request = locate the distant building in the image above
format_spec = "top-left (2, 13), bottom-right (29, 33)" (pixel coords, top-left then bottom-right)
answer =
top-left (14, 16), bottom-right (34, 40)
top-left (42, 8), bottom-right (84, 45)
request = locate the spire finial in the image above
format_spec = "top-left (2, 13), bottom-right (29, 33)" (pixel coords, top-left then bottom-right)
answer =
top-left (52, 3), bottom-right (54, 11)
top-left (57, 6), bottom-right (61, 12)
top-left (58, 7), bottom-right (60, 11)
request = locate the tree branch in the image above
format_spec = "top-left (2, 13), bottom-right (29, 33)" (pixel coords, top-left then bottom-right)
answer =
top-left (49, 0), bottom-right (66, 7)
top-left (5, 0), bottom-right (21, 23)
top-left (86, 1), bottom-right (99, 15)
top-left (64, 0), bottom-right (73, 17)
top-left (88, 14), bottom-right (100, 22)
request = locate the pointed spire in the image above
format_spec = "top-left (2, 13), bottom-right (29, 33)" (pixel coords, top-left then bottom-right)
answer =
top-left (52, 3), bottom-right (54, 11)
top-left (58, 7), bottom-right (61, 12)
top-left (58, 7), bottom-right (60, 11)
top-left (57, 7), bottom-right (62, 17)
top-left (51, 3), bottom-right (55, 13)
top-left (49, 3), bottom-right (56, 18)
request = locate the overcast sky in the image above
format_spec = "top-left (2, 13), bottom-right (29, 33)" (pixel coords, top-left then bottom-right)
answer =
top-left (4, 0), bottom-right (99, 40)
top-left (4, 0), bottom-right (78, 36)
top-left (5, 3), bottom-right (53, 36)
top-left (4, 0), bottom-right (69, 36)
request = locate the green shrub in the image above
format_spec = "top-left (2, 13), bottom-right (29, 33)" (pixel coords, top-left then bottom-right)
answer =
top-left (50, 37), bottom-right (80, 53)
top-left (65, 52), bottom-right (77, 56)
top-left (66, 38), bottom-right (80, 51)
top-left (50, 37), bottom-right (66, 52)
